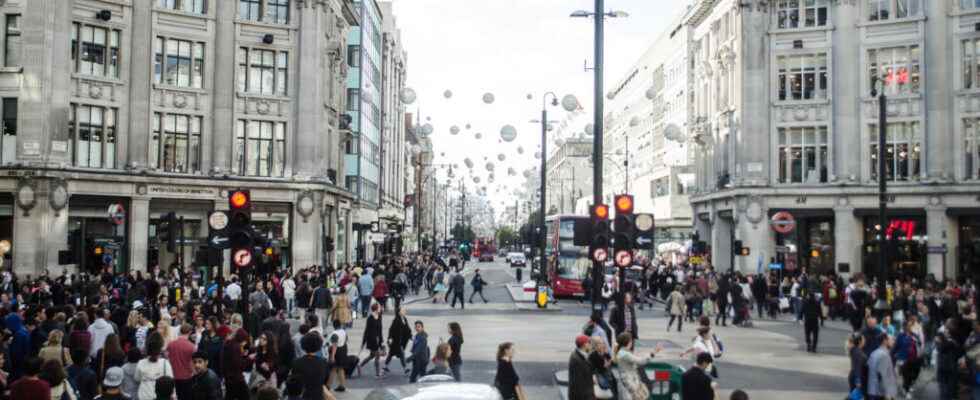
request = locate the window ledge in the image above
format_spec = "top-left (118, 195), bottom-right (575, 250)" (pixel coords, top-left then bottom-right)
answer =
top-left (152, 6), bottom-right (213, 20)
top-left (234, 18), bottom-right (294, 30)
top-left (858, 15), bottom-right (926, 28)
top-left (955, 89), bottom-right (980, 97)
top-left (951, 8), bottom-right (980, 17)
top-left (237, 91), bottom-right (290, 101)
top-left (73, 74), bottom-right (125, 85)
top-left (153, 84), bottom-right (208, 94)
top-left (0, 66), bottom-right (22, 73)
top-left (772, 99), bottom-right (831, 107)
top-left (861, 93), bottom-right (922, 102)
top-left (147, 169), bottom-right (204, 177)
top-left (769, 25), bottom-right (834, 34)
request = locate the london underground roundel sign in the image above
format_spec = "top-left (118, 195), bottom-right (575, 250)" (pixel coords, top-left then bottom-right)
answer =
top-left (770, 211), bottom-right (796, 234)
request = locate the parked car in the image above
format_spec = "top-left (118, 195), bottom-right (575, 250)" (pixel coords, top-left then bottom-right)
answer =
top-left (510, 253), bottom-right (527, 267)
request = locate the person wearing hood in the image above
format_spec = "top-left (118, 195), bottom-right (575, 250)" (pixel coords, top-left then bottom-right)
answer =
top-left (89, 309), bottom-right (117, 358)
top-left (6, 310), bottom-right (31, 380)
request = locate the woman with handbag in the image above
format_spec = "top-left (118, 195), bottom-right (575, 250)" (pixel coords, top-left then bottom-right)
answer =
top-left (589, 336), bottom-right (617, 400)
top-left (614, 332), bottom-right (663, 400)
top-left (358, 303), bottom-right (386, 378)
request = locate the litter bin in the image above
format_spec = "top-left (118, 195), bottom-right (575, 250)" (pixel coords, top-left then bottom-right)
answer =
top-left (642, 361), bottom-right (684, 400)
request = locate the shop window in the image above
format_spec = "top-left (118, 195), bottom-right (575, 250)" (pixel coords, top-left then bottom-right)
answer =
top-left (235, 119), bottom-right (286, 177)
top-left (869, 121), bottom-right (920, 182)
top-left (4, 15), bottom-right (20, 67)
top-left (151, 112), bottom-right (202, 173)
top-left (71, 22), bottom-right (121, 78)
top-left (868, 46), bottom-right (920, 95)
top-left (154, 37), bottom-right (205, 89)
top-left (778, 126), bottom-right (828, 184)
top-left (158, 0), bottom-right (206, 14)
top-left (69, 104), bottom-right (117, 169)
top-left (0, 98), bottom-right (15, 164)
top-left (776, 53), bottom-right (828, 101)
top-left (965, 118), bottom-right (980, 180)
top-left (775, 0), bottom-right (829, 29)
top-left (963, 38), bottom-right (980, 90)
top-left (964, 0), bottom-right (980, 10)
top-left (237, 47), bottom-right (288, 96)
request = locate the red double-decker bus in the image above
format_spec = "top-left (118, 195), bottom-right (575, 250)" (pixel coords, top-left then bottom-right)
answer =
top-left (473, 238), bottom-right (496, 262)
top-left (545, 214), bottom-right (590, 297)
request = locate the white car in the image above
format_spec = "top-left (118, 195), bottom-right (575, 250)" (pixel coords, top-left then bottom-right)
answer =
top-left (506, 252), bottom-right (523, 263)
top-left (509, 253), bottom-right (527, 267)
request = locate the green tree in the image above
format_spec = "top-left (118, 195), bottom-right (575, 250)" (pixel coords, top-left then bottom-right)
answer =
top-left (451, 223), bottom-right (476, 243)
top-left (496, 226), bottom-right (518, 247)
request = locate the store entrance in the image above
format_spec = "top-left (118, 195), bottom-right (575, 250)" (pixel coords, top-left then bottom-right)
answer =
top-left (862, 216), bottom-right (927, 280)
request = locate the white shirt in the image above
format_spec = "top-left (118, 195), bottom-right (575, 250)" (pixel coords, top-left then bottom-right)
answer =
top-left (226, 282), bottom-right (242, 300)
top-left (283, 278), bottom-right (296, 299)
top-left (135, 358), bottom-right (173, 400)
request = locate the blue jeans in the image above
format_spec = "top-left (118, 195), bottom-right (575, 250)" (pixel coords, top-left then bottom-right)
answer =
top-left (450, 363), bottom-right (461, 382)
top-left (286, 297), bottom-right (295, 317)
top-left (792, 297), bottom-right (802, 320)
top-left (360, 295), bottom-right (372, 316)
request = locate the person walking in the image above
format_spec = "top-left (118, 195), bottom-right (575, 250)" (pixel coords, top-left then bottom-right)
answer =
top-left (867, 334), bottom-right (898, 400)
top-left (468, 269), bottom-right (488, 304)
top-left (135, 333), bottom-right (173, 400)
top-left (221, 329), bottom-right (250, 400)
top-left (165, 325), bottom-right (195, 400)
top-left (329, 289), bottom-right (352, 330)
top-left (680, 353), bottom-right (716, 400)
top-left (291, 333), bottom-right (335, 400)
top-left (494, 343), bottom-right (526, 400)
top-left (895, 321), bottom-right (922, 399)
top-left (847, 333), bottom-right (867, 395)
top-left (801, 292), bottom-right (822, 353)
top-left (449, 270), bottom-right (466, 309)
top-left (567, 335), bottom-right (594, 400)
top-left (188, 352), bottom-right (221, 400)
top-left (310, 281), bottom-right (333, 331)
top-left (588, 336), bottom-right (617, 400)
top-left (667, 285), bottom-right (686, 333)
top-left (408, 321), bottom-right (429, 384)
top-left (325, 320), bottom-right (348, 393)
top-left (282, 274), bottom-right (297, 319)
top-left (611, 293), bottom-right (639, 340)
top-left (384, 307), bottom-right (411, 375)
top-left (95, 367), bottom-right (130, 400)
top-left (615, 332), bottom-right (664, 400)
top-left (447, 322), bottom-right (464, 382)
top-left (357, 272), bottom-right (375, 317)
top-left (715, 275), bottom-right (731, 327)
top-left (358, 304), bottom-right (385, 378)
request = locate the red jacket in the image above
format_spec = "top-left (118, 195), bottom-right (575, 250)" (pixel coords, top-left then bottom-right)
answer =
top-left (373, 280), bottom-right (389, 298)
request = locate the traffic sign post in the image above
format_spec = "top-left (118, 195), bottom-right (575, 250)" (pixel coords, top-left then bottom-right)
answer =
top-left (107, 203), bottom-right (126, 226)
top-left (233, 248), bottom-right (252, 268)
top-left (209, 211), bottom-right (229, 231)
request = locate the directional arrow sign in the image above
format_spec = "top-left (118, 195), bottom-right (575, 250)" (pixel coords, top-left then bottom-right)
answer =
top-left (208, 234), bottom-right (230, 250)
top-left (636, 236), bottom-right (653, 247)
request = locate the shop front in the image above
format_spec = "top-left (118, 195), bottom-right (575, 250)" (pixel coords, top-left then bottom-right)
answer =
top-left (68, 196), bottom-right (130, 273)
top-left (147, 199), bottom-right (212, 271)
top-left (771, 209), bottom-right (836, 276)
top-left (956, 214), bottom-right (980, 279)
top-left (252, 202), bottom-right (292, 273)
top-left (859, 209), bottom-right (927, 280)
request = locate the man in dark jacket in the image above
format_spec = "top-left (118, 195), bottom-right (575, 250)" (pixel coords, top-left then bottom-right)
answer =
top-left (310, 281), bottom-right (333, 331)
top-left (567, 335), bottom-right (594, 400)
top-left (190, 351), bottom-right (221, 400)
top-left (5, 311), bottom-right (30, 380)
top-left (802, 292), bottom-right (823, 352)
top-left (681, 353), bottom-right (716, 400)
top-left (468, 269), bottom-right (488, 304)
top-left (449, 269), bottom-right (466, 309)
top-left (610, 293), bottom-right (639, 340)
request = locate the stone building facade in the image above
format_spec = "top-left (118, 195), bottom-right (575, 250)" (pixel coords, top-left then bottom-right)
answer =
top-left (687, 0), bottom-right (980, 280)
top-left (0, 0), bottom-right (361, 276)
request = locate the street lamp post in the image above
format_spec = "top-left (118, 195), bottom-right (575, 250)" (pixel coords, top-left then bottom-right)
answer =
top-left (534, 93), bottom-right (561, 287)
top-left (872, 78), bottom-right (888, 302)
top-left (572, 2), bottom-right (627, 310)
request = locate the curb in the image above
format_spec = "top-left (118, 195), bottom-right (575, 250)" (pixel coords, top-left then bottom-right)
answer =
top-left (515, 302), bottom-right (562, 312)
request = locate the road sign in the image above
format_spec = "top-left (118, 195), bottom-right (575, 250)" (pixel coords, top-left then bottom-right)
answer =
top-left (208, 211), bottom-right (229, 231)
top-left (615, 250), bottom-right (632, 267)
top-left (233, 249), bottom-right (252, 267)
top-left (775, 245), bottom-right (791, 253)
top-left (592, 248), bottom-right (608, 263)
top-left (107, 203), bottom-right (126, 225)
top-left (927, 245), bottom-right (947, 254)
top-left (208, 234), bottom-right (230, 250)
top-left (635, 236), bottom-right (653, 247)
top-left (769, 262), bottom-right (784, 270)
top-left (770, 211), bottom-right (796, 234)
top-left (102, 254), bottom-right (113, 265)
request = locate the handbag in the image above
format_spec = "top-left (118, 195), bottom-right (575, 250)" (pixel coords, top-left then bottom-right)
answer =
top-left (594, 374), bottom-right (614, 400)
top-left (848, 387), bottom-right (863, 400)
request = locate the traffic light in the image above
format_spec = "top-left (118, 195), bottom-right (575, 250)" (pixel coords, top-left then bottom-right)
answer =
top-left (589, 204), bottom-right (611, 263)
top-left (227, 189), bottom-right (254, 268)
top-left (158, 212), bottom-right (177, 252)
top-left (324, 236), bottom-right (335, 252)
top-left (613, 195), bottom-right (635, 268)
top-left (733, 240), bottom-right (750, 256)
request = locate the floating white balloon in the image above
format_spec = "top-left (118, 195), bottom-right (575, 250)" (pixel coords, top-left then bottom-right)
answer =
top-left (450, 125), bottom-right (460, 135)
top-left (465, 124), bottom-right (471, 130)
top-left (421, 123), bottom-right (434, 136)
top-left (585, 124), bottom-right (594, 136)
top-left (526, 94), bottom-right (533, 100)
top-left (629, 116), bottom-right (641, 127)
top-left (486, 162), bottom-right (494, 172)
top-left (555, 138), bottom-right (565, 147)
top-left (399, 88), bottom-right (417, 104)
top-left (426, 116), bottom-right (431, 121)
top-left (517, 146), bottom-right (524, 154)
top-left (534, 152), bottom-right (541, 159)
top-left (443, 90), bottom-right (453, 99)
top-left (482, 93), bottom-right (495, 104)
top-left (500, 125), bottom-right (517, 142)
top-left (497, 154), bottom-right (506, 162)
top-left (473, 176), bottom-right (481, 184)
top-left (507, 167), bottom-right (516, 176)
top-left (561, 94), bottom-right (580, 112)
top-left (523, 170), bottom-right (531, 178)
top-left (645, 86), bottom-right (657, 100)
top-left (475, 132), bottom-right (483, 139)
top-left (464, 158), bottom-right (474, 168)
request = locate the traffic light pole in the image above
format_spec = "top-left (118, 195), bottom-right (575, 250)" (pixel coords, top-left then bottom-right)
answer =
top-left (875, 84), bottom-right (888, 302)
top-left (591, 0), bottom-right (606, 312)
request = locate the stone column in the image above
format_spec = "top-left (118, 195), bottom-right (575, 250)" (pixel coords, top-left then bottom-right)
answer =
top-left (925, 0), bottom-right (952, 180)
top-left (293, 2), bottom-right (323, 179)
top-left (711, 216), bottom-right (733, 272)
top-left (127, 198), bottom-right (150, 273)
top-left (736, 217), bottom-right (772, 275)
top-left (12, 181), bottom-right (68, 276)
top-left (926, 206), bottom-right (951, 280)
top-left (19, 0), bottom-right (72, 166)
top-left (127, 0), bottom-right (153, 169)
top-left (737, 6), bottom-right (769, 184)
top-left (210, 0), bottom-right (237, 174)
top-left (834, 1), bottom-right (861, 182)
top-left (292, 202), bottom-right (319, 270)
top-left (834, 206), bottom-right (861, 278)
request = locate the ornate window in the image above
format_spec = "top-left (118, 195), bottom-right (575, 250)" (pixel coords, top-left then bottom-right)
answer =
top-left (71, 23), bottom-right (121, 78)
top-left (964, 118), bottom-right (980, 179)
top-left (235, 120), bottom-right (286, 177)
top-left (777, 53), bottom-right (828, 101)
top-left (154, 37), bottom-right (205, 88)
top-left (963, 38), bottom-right (980, 90)
top-left (4, 15), bottom-right (20, 67)
top-left (868, 46), bottom-right (920, 96)
top-left (775, 0), bottom-right (829, 29)
top-left (778, 126), bottom-right (828, 184)
top-left (868, 0), bottom-right (921, 21)
top-left (158, 0), bottom-right (206, 14)
top-left (150, 113), bottom-right (202, 173)
top-left (239, 0), bottom-right (289, 24)
top-left (237, 48), bottom-right (288, 96)
top-left (869, 121), bottom-right (920, 181)
top-left (963, 0), bottom-right (980, 10)
top-left (69, 104), bottom-right (117, 169)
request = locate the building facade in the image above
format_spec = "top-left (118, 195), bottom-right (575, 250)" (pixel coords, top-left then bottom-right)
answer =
top-left (0, 0), bottom-right (361, 276)
top-left (545, 136), bottom-right (591, 216)
top-left (687, 0), bottom-right (980, 280)
top-left (604, 20), bottom-right (695, 252)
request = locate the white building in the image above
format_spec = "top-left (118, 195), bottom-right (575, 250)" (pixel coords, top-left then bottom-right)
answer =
top-left (604, 15), bottom-right (695, 248)
top-left (545, 136), bottom-right (592, 215)
top-left (686, 0), bottom-right (980, 279)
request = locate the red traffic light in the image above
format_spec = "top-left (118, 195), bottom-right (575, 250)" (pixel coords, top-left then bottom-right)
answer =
top-left (591, 204), bottom-right (610, 220)
top-left (614, 195), bottom-right (634, 214)
top-left (229, 190), bottom-right (250, 209)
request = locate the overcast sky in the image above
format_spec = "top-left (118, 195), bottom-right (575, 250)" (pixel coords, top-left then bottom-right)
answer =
top-left (389, 0), bottom-right (691, 214)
